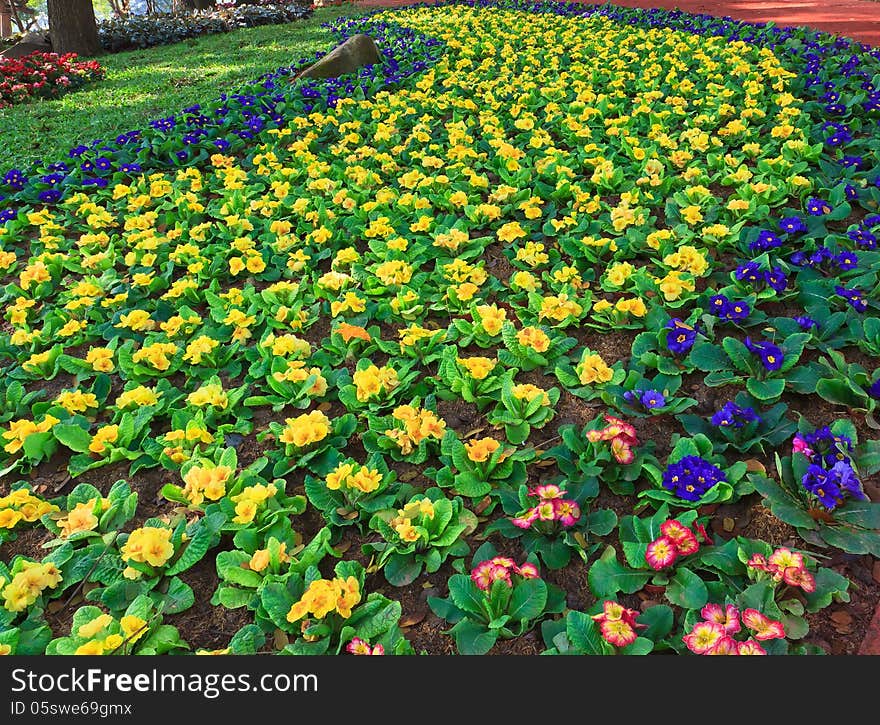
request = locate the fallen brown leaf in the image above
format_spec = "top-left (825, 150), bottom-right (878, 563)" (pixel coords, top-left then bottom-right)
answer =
top-left (722, 517), bottom-right (735, 532)
top-left (400, 609), bottom-right (427, 628)
top-left (273, 629), bottom-right (289, 650)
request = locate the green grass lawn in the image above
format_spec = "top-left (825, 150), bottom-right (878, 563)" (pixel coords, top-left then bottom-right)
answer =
top-left (0, 5), bottom-right (369, 172)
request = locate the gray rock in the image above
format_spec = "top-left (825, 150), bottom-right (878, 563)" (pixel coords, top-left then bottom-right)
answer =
top-left (297, 33), bottom-right (381, 81)
top-left (0, 29), bottom-right (51, 59)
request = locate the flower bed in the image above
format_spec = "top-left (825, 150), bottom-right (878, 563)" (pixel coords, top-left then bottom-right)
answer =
top-left (0, 1), bottom-right (879, 657)
top-left (97, 2), bottom-right (313, 52)
top-left (0, 51), bottom-right (105, 109)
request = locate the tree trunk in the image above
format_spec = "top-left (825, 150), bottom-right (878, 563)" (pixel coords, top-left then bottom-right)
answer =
top-left (47, 0), bottom-right (102, 56)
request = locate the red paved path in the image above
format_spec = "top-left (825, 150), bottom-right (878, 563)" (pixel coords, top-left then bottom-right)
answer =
top-left (354, 0), bottom-right (880, 46)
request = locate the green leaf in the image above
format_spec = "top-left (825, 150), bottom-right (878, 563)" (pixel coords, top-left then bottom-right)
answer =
top-left (832, 501), bottom-right (880, 530)
top-left (216, 585), bottom-right (254, 609)
top-left (721, 337), bottom-right (752, 373)
top-left (507, 578), bottom-right (548, 623)
top-left (746, 377), bottom-right (786, 402)
top-left (216, 551), bottom-right (262, 588)
top-left (689, 341), bottom-right (729, 372)
top-left (565, 610), bottom-right (611, 655)
top-left (383, 554), bottom-right (423, 587)
top-left (450, 619), bottom-right (497, 655)
top-left (665, 567), bottom-right (709, 609)
top-left (588, 546), bottom-right (650, 599)
top-left (53, 424), bottom-right (92, 453)
top-left (637, 604), bottom-right (674, 642)
top-left (447, 575), bottom-right (488, 618)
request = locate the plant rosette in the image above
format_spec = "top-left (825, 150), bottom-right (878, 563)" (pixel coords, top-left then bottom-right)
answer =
top-left (304, 453), bottom-right (399, 530)
top-left (244, 355), bottom-right (342, 413)
top-left (337, 358), bottom-right (422, 413)
top-left (0, 485), bottom-right (58, 545)
top-left (751, 420), bottom-right (880, 556)
top-left (630, 312), bottom-right (715, 376)
top-left (544, 415), bottom-right (651, 497)
top-left (448, 303), bottom-right (509, 349)
top-left (486, 372), bottom-right (560, 445)
top-left (89, 512), bottom-right (226, 614)
top-left (363, 488), bottom-right (477, 587)
top-left (40, 480), bottom-right (137, 548)
top-left (0, 555), bottom-right (64, 645)
top-left (600, 368), bottom-right (697, 418)
top-left (45, 594), bottom-right (188, 656)
top-left (677, 392), bottom-right (796, 455)
top-left (265, 410), bottom-right (357, 477)
top-left (211, 527), bottom-right (335, 613)
top-left (640, 434), bottom-right (751, 509)
top-left (259, 560), bottom-right (414, 655)
top-left (553, 346), bottom-right (625, 402)
top-left (434, 347), bottom-right (506, 411)
top-left (361, 398), bottom-right (447, 464)
top-left (695, 332), bottom-right (811, 404)
top-left (541, 601), bottom-right (673, 655)
top-left (488, 483), bottom-right (618, 569)
top-left (811, 349), bottom-right (880, 426)
top-left (496, 321), bottom-right (578, 373)
top-left (428, 541), bottom-right (566, 655)
top-left (426, 429), bottom-right (532, 503)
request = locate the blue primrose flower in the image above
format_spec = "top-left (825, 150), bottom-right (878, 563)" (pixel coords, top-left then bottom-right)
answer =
top-left (711, 401), bottom-right (760, 429)
top-left (807, 197), bottom-right (833, 216)
top-left (793, 315), bottom-right (818, 331)
top-left (779, 216), bottom-right (807, 234)
top-left (665, 318), bottom-right (697, 355)
top-left (835, 285), bottom-right (868, 312)
top-left (640, 390), bottom-right (666, 409)
top-left (662, 455), bottom-right (727, 502)
top-left (868, 376), bottom-right (880, 400)
top-left (744, 337), bottom-right (784, 372)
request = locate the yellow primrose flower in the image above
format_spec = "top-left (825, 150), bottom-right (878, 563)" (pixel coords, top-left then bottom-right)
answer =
top-left (680, 205), bottom-right (704, 225)
top-left (54, 390), bottom-right (99, 415)
top-left (78, 613), bottom-right (114, 639)
top-left (374, 260), bottom-right (413, 286)
top-left (59, 500), bottom-right (100, 538)
top-left (183, 336), bottom-right (219, 365)
top-left (2, 562), bottom-right (62, 612)
top-left (539, 294), bottom-right (583, 322)
top-left (181, 465), bottom-right (233, 505)
top-left (132, 342), bottom-right (178, 371)
top-left (511, 384), bottom-right (550, 405)
top-left (606, 262), bottom-right (635, 287)
top-left (497, 221), bottom-right (527, 243)
top-left (353, 365), bottom-right (399, 402)
top-left (577, 352), bottom-right (614, 385)
top-left (457, 356), bottom-right (496, 380)
top-left (116, 309), bottom-right (155, 332)
top-left (511, 270), bottom-right (539, 291)
top-left (115, 386), bottom-right (159, 409)
top-left (475, 304), bottom-right (506, 336)
top-left (187, 383), bottom-right (228, 410)
top-left (517, 326), bottom-right (551, 352)
top-left (85, 347), bottom-right (114, 372)
top-left (279, 410), bottom-right (331, 448)
top-left (465, 437), bottom-right (500, 463)
top-left (120, 615), bottom-right (149, 644)
top-left (121, 527), bottom-right (174, 568)
top-left (88, 425), bottom-right (119, 455)
top-left (74, 640), bottom-right (105, 656)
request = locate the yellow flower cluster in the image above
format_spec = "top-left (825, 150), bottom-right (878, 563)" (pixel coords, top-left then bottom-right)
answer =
top-left (73, 612), bottom-right (149, 655)
top-left (120, 527), bottom-right (174, 569)
top-left (511, 383), bottom-right (550, 405)
top-left (577, 352), bottom-right (614, 385)
top-left (89, 425), bottom-right (119, 455)
top-left (286, 576), bottom-right (361, 622)
top-left (186, 383), bottom-right (229, 410)
top-left (2, 561), bottom-right (63, 612)
top-left (457, 356), bottom-right (496, 380)
top-left (181, 464), bottom-right (233, 506)
top-left (58, 497), bottom-right (109, 538)
top-left (388, 497), bottom-right (436, 543)
top-left (54, 390), bottom-right (99, 415)
top-left (465, 437), bottom-right (501, 463)
top-left (325, 462), bottom-right (383, 494)
top-left (272, 360), bottom-right (328, 396)
top-left (475, 304), bottom-right (506, 335)
top-left (517, 326), bottom-right (550, 352)
top-left (132, 342), bottom-right (178, 371)
top-left (384, 404), bottom-right (446, 455)
top-left (2, 414), bottom-right (59, 454)
top-left (0, 488), bottom-right (58, 530)
top-left (230, 482), bottom-right (278, 524)
top-left (353, 364), bottom-right (399, 402)
top-left (115, 385), bottom-right (160, 409)
top-left (278, 410), bottom-right (330, 448)
top-left (248, 543), bottom-right (291, 573)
